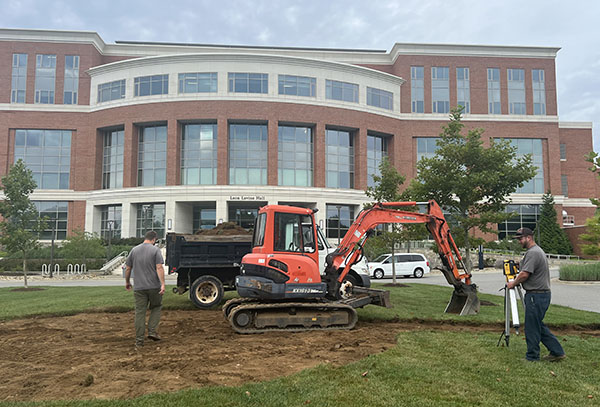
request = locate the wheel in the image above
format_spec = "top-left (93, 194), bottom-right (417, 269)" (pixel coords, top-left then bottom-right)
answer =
top-left (190, 275), bottom-right (224, 309)
top-left (413, 268), bottom-right (424, 278)
top-left (373, 269), bottom-right (384, 279)
top-left (232, 310), bottom-right (253, 328)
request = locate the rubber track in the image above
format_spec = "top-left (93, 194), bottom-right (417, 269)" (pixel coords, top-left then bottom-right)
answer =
top-left (222, 297), bottom-right (259, 319)
top-left (227, 302), bottom-right (358, 334)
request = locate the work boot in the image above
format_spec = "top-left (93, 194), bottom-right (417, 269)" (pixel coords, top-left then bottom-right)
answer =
top-left (542, 353), bottom-right (566, 362)
top-left (148, 333), bottom-right (161, 341)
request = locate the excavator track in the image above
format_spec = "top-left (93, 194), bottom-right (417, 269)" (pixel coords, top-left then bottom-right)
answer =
top-left (222, 297), bottom-right (259, 319)
top-left (227, 301), bottom-right (358, 334)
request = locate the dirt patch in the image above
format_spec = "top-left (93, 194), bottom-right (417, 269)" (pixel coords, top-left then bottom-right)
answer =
top-left (9, 287), bottom-right (46, 292)
top-left (0, 310), bottom-right (597, 403)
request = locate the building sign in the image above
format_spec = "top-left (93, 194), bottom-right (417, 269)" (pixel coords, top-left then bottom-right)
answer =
top-left (229, 196), bottom-right (266, 201)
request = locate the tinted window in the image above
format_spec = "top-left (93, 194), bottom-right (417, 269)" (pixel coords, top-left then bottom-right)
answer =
top-left (253, 213), bottom-right (267, 248)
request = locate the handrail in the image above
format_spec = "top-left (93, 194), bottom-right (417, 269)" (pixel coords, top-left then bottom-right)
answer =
top-left (101, 251), bottom-right (129, 270)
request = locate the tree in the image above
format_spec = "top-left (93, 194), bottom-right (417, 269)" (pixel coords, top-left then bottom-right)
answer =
top-left (535, 192), bottom-right (572, 255)
top-left (60, 230), bottom-right (105, 264)
top-left (580, 152), bottom-right (600, 256)
top-left (0, 160), bottom-right (46, 288)
top-left (364, 157), bottom-right (427, 283)
top-left (404, 107), bottom-right (537, 271)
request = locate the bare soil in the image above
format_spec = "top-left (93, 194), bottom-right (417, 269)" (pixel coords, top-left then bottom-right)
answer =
top-left (0, 310), bottom-right (597, 403)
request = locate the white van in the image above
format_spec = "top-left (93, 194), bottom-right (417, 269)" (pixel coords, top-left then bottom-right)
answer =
top-left (368, 253), bottom-right (430, 279)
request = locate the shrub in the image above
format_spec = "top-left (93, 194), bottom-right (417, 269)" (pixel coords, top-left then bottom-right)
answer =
top-left (559, 263), bottom-right (600, 281)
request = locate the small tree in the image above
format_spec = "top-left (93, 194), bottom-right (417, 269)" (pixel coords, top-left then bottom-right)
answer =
top-left (535, 192), bottom-right (572, 255)
top-left (0, 160), bottom-right (46, 288)
top-left (60, 230), bottom-right (105, 265)
top-left (404, 107), bottom-right (537, 271)
top-left (580, 152), bottom-right (600, 256)
top-left (364, 157), bottom-right (427, 283)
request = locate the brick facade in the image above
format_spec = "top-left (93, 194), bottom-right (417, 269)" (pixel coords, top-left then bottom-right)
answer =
top-left (0, 29), bottom-right (596, 251)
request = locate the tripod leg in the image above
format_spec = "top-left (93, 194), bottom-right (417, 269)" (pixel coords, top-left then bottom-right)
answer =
top-left (504, 287), bottom-right (511, 347)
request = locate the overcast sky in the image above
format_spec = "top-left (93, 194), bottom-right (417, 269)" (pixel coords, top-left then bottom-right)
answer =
top-left (2, 0), bottom-right (599, 151)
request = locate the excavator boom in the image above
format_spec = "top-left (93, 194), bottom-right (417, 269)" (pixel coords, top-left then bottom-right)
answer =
top-left (325, 200), bottom-right (480, 316)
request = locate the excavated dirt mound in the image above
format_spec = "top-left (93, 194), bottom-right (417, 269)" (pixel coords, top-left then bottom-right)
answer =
top-left (0, 310), bottom-right (597, 403)
top-left (194, 222), bottom-right (251, 235)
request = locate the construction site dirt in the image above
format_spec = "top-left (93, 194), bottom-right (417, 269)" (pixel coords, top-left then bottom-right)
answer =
top-left (1, 309), bottom-right (598, 402)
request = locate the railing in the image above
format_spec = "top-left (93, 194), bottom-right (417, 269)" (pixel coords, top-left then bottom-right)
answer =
top-left (563, 215), bottom-right (575, 226)
top-left (482, 248), bottom-right (580, 261)
top-left (101, 251), bottom-right (129, 273)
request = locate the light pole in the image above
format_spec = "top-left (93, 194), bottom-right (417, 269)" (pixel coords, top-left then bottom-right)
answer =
top-left (49, 217), bottom-right (58, 278)
top-left (336, 205), bottom-right (342, 246)
top-left (106, 220), bottom-right (114, 262)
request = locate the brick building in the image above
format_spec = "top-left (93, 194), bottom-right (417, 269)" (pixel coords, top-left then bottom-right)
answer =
top-left (0, 29), bottom-right (596, 251)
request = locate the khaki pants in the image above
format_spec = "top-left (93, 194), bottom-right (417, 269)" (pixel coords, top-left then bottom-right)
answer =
top-left (134, 289), bottom-right (162, 344)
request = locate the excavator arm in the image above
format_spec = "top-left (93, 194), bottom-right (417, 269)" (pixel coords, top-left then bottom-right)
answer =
top-left (324, 200), bottom-right (480, 315)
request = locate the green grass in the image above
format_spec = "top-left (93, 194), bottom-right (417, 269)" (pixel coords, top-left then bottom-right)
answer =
top-left (1, 283), bottom-right (599, 406)
top-left (559, 262), bottom-right (600, 281)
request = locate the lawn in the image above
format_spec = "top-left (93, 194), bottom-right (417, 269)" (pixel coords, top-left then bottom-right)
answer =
top-left (1, 283), bottom-right (598, 406)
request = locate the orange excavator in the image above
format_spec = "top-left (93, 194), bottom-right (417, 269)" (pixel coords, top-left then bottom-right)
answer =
top-left (223, 200), bottom-right (480, 333)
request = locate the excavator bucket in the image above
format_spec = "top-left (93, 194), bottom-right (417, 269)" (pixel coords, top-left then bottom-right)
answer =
top-left (445, 282), bottom-right (480, 316)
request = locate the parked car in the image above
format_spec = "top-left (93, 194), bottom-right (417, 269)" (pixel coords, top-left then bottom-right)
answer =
top-left (368, 253), bottom-right (430, 279)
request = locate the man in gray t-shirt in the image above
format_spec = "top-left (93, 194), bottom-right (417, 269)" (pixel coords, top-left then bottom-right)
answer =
top-left (125, 230), bottom-right (165, 347)
top-left (507, 227), bottom-right (565, 362)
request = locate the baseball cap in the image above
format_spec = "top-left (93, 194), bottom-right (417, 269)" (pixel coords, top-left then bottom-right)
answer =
top-left (514, 227), bottom-right (534, 238)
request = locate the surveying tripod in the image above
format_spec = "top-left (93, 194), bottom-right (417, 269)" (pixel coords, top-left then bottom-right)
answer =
top-left (497, 260), bottom-right (526, 347)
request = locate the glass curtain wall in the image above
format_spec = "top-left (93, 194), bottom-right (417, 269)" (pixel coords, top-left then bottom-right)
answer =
top-left (278, 126), bottom-right (313, 186)
top-left (229, 124), bottom-right (268, 185)
top-left (326, 129), bottom-right (354, 189)
top-left (181, 123), bottom-right (217, 185)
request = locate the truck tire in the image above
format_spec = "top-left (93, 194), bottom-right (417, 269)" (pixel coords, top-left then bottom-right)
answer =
top-left (190, 275), bottom-right (224, 309)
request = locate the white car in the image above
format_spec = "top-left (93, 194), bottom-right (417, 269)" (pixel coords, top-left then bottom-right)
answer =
top-left (368, 253), bottom-right (430, 279)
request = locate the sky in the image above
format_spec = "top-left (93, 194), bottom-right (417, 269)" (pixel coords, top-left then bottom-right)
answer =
top-left (2, 0), bottom-right (599, 151)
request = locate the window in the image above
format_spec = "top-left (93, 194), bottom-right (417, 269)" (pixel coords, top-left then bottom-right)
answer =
top-left (100, 205), bottom-right (122, 240)
top-left (11, 53), bottom-right (27, 103)
top-left (497, 204), bottom-right (539, 240)
top-left (137, 203), bottom-right (165, 238)
top-left (326, 80), bottom-right (358, 103)
top-left (63, 55), bottom-right (79, 104)
top-left (326, 129), bottom-right (354, 189)
top-left (138, 125), bottom-right (167, 186)
top-left (416, 137), bottom-right (440, 161)
top-left (34, 201), bottom-right (68, 240)
top-left (367, 87), bottom-right (393, 110)
top-left (411, 66), bottom-right (424, 113)
top-left (228, 73), bottom-right (268, 94)
top-left (431, 67), bottom-right (449, 113)
top-left (561, 175), bottom-right (568, 197)
top-left (487, 68), bottom-right (501, 114)
top-left (457, 67), bottom-right (470, 113)
top-left (134, 75), bottom-right (168, 96)
top-left (506, 138), bottom-right (544, 193)
top-left (181, 123), bottom-right (217, 185)
top-left (560, 143), bottom-right (566, 160)
top-left (35, 54), bottom-right (56, 104)
top-left (229, 124), bottom-right (268, 185)
top-left (274, 212), bottom-right (314, 253)
top-left (102, 129), bottom-right (124, 189)
top-left (98, 79), bottom-right (126, 103)
top-left (508, 69), bottom-right (526, 115)
top-left (178, 72), bottom-right (217, 93)
top-left (15, 129), bottom-right (71, 189)
top-left (229, 205), bottom-right (261, 229)
top-left (367, 134), bottom-right (388, 187)
top-left (532, 69), bottom-right (546, 115)
top-left (193, 204), bottom-right (216, 232)
top-left (278, 75), bottom-right (316, 97)
top-left (326, 204), bottom-right (354, 240)
top-left (253, 213), bottom-right (267, 247)
top-left (278, 126), bottom-right (313, 186)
